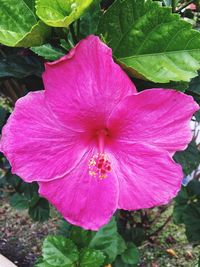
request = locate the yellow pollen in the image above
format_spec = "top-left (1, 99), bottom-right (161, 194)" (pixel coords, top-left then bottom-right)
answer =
top-left (88, 153), bottom-right (112, 179)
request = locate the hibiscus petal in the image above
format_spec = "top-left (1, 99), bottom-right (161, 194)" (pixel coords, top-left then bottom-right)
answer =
top-left (39, 150), bottom-right (119, 230)
top-left (108, 89), bottom-right (199, 154)
top-left (108, 142), bottom-right (183, 210)
top-left (0, 91), bottom-right (90, 182)
top-left (43, 35), bottom-right (136, 131)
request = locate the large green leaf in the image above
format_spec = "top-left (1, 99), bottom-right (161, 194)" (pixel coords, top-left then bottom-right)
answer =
top-left (43, 236), bottom-right (79, 267)
top-left (98, 0), bottom-right (200, 83)
top-left (79, 248), bottom-right (105, 267)
top-left (131, 77), bottom-right (188, 92)
top-left (78, 0), bottom-right (102, 38)
top-left (36, 0), bottom-right (93, 27)
top-left (0, 55), bottom-right (44, 78)
top-left (0, 0), bottom-right (50, 47)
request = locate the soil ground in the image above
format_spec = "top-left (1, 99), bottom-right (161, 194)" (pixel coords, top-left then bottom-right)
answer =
top-left (0, 199), bottom-right (199, 267)
top-left (0, 200), bottom-right (59, 267)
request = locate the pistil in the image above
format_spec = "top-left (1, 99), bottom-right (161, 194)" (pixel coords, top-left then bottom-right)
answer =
top-left (88, 129), bottom-right (112, 179)
top-left (98, 129), bottom-right (107, 153)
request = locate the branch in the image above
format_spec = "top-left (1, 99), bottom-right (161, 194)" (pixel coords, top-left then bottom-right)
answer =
top-left (148, 215), bottom-right (172, 238)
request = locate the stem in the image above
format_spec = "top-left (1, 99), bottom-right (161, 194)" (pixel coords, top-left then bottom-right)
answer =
top-left (148, 215), bottom-right (172, 238)
top-left (172, 0), bottom-right (176, 12)
top-left (149, 205), bottom-right (169, 225)
top-left (77, 19), bottom-right (80, 41)
top-left (69, 24), bottom-right (78, 44)
top-left (3, 80), bottom-right (18, 103)
top-left (10, 78), bottom-right (26, 97)
top-left (98, 133), bottom-right (105, 153)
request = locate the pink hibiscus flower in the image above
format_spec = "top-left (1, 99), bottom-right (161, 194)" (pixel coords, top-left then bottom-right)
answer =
top-left (187, 3), bottom-right (196, 10)
top-left (0, 36), bottom-right (199, 230)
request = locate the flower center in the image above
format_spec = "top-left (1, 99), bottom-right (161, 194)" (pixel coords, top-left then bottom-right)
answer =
top-left (88, 153), bottom-right (112, 179)
top-left (88, 129), bottom-right (112, 179)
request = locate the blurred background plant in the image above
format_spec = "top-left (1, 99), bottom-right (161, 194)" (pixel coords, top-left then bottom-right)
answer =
top-left (1, 0), bottom-right (200, 266)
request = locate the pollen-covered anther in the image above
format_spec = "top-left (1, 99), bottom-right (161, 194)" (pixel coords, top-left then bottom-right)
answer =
top-left (88, 153), bottom-right (112, 179)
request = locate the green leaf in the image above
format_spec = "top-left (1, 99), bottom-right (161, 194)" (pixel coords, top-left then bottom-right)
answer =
top-left (70, 226), bottom-right (95, 248)
top-left (58, 220), bottom-right (73, 238)
top-left (79, 248), bottom-right (105, 267)
top-left (113, 256), bottom-right (136, 267)
top-left (78, 0), bottom-right (102, 38)
top-left (188, 70), bottom-right (200, 97)
top-left (0, 106), bottom-right (7, 130)
top-left (36, 0), bottom-right (93, 27)
top-left (89, 218), bottom-right (126, 263)
top-left (69, 217), bottom-right (126, 263)
top-left (60, 39), bottom-right (74, 51)
top-left (173, 186), bottom-right (188, 224)
top-left (28, 198), bottom-right (50, 222)
top-left (31, 44), bottom-right (65, 61)
top-left (0, 55), bottom-right (44, 78)
top-left (18, 181), bottom-right (38, 199)
top-left (187, 72), bottom-right (200, 104)
top-left (6, 174), bottom-right (22, 189)
top-left (34, 262), bottom-right (46, 267)
top-left (121, 243), bottom-right (140, 265)
top-left (0, 0), bottom-right (50, 47)
top-left (184, 203), bottom-right (200, 243)
top-left (34, 257), bottom-right (53, 267)
top-left (187, 180), bottom-right (200, 197)
top-left (34, 261), bottom-right (54, 267)
top-left (174, 180), bottom-right (200, 242)
top-left (195, 110), bottom-right (200, 122)
top-left (10, 192), bottom-right (29, 210)
top-left (98, 0), bottom-right (200, 83)
top-left (174, 141), bottom-right (200, 176)
top-left (43, 236), bottom-right (78, 267)
top-left (163, 0), bottom-right (172, 6)
top-left (132, 77), bottom-right (188, 92)
top-left (162, 0), bottom-right (179, 6)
